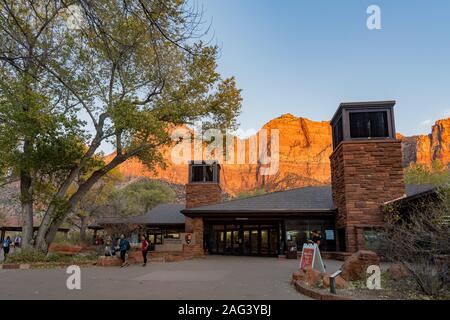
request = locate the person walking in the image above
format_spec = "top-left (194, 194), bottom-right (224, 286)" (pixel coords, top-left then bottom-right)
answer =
top-left (14, 234), bottom-right (22, 248)
top-left (141, 235), bottom-right (149, 267)
top-left (2, 236), bottom-right (12, 262)
top-left (104, 235), bottom-right (113, 256)
top-left (118, 234), bottom-right (130, 268)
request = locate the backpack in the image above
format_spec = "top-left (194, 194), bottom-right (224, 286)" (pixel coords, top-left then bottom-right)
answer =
top-left (126, 241), bottom-right (131, 251)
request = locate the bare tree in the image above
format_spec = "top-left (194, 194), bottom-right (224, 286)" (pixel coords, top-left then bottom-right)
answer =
top-left (382, 187), bottom-right (450, 296)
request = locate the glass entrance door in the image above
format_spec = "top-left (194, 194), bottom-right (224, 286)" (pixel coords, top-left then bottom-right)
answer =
top-left (206, 222), bottom-right (280, 257)
top-left (260, 229), bottom-right (269, 255)
top-left (243, 230), bottom-right (250, 255)
top-left (250, 229), bottom-right (259, 255)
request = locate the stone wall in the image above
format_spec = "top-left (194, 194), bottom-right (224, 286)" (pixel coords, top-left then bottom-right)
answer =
top-left (184, 182), bottom-right (222, 256)
top-left (185, 217), bottom-right (204, 246)
top-left (185, 183), bottom-right (222, 209)
top-left (330, 140), bottom-right (406, 252)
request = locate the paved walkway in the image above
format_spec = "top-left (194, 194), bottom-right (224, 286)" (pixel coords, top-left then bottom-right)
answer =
top-left (0, 256), bottom-right (343, 300)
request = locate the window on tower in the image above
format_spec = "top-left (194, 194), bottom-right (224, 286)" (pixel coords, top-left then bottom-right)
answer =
top-left (349, 111), bottom-right (389, 139)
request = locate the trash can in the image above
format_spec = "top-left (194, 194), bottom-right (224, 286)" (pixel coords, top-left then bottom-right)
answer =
top-left (286, 241), bottom-right (298, 259)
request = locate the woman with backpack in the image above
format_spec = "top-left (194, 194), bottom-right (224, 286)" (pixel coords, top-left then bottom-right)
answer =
top-left (118, 234), bottom-right (130, 268)
top-left (2, 236), bottom-right (12, 262)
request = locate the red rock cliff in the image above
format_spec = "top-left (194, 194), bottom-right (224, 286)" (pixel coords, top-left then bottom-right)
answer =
top-left (399, 119), bottom-right (450, 167)
top-left (114, 116), bottom-right (450, 195)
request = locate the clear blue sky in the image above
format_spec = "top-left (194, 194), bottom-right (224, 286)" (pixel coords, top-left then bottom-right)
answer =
top-left (197, 0), bottom-right (450, 136)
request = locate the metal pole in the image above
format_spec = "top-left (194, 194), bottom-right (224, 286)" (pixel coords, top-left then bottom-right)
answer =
top-left (330, 277), bottom-right (337, 294)
top-left (329, 270), bottom-right (342, 295)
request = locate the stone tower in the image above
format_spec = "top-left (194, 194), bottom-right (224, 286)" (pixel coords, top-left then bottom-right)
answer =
top-left (184, 161), bottom-right (222, 254)
top-left (330, 101), bottom-right (406, 252)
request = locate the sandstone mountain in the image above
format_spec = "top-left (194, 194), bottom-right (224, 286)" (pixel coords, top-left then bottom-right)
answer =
top-left (2, 114), bottom-right (450, 221)
top-left (115, 114), bottom-right (450, 196)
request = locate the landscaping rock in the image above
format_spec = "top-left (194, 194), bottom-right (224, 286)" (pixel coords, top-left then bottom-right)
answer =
top-left (292, 270), bottom-right (306, 282)
top-left (49, 244), bottom-right (82, 255)
top-left (303, 267), bottom-right (322, 287)
top-left (341, 250), bottom-right (380, 281)
top-left (387, 263), bottom-right (410, 280)
top-left (322, 274), bottom-right (348, 289)
top-left (97, 256), bottom-right (121, 267)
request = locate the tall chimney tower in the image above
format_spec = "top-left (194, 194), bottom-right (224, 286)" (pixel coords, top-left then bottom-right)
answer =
top-left (186, 161), bottom-right (222, 209)
top-left (330, 101), bottom-right (406, 252)
top-left (184, 161), bottom-right (222, 253)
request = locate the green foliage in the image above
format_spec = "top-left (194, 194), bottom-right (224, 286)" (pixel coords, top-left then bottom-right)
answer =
top-left (6, 249), bottom-right (98, 264)
top-left (6, 250), bottom-right (47, 263)
top-left (53, 232), bottom-right (85, 246)
top-left (6, 250), bottom-right (68, 263)
top-left (0, 0), bottom-right (241, 251)
top-left (404, 161), bottom-right (450, 186)
top-left (109, 180), bottom-right (176, 216)
top-left (0, 79), bottom-right (88, 187)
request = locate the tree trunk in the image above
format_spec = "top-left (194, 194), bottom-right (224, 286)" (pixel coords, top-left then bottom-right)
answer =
top-left (19, 141), bottom-right (34, 249)
top-left (34, 154), bottom-right (128, 253)
top-left (80, 216), bottom-right (87, 242)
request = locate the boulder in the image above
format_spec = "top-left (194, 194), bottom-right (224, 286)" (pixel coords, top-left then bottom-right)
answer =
top-left (322, 274), bottom-right (348, 289)
top-left (292, 270), bottom-right (306, 282)
top-left (97, 256), bottom-right (122, 267)
top-left (341, 250), bottom-right (380, 281)
top-left (387, 263), bottom-right (410, 280)
top-left (303, 267), bottom-right (322, 287)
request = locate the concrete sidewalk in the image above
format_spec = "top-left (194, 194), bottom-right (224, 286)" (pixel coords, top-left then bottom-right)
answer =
top-left (0, 256), bottom-right (338, 300)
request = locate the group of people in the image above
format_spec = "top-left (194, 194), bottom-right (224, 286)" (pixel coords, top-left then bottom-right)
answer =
top-left (113, 234), bottom-right (151, 268)
top-left (1, 234), bottom-right (22, 262)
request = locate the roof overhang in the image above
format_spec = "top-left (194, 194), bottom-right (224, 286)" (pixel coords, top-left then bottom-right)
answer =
top-left (181, 208), bottom-right (337, 218)
top-left (331, 100), bottom-right (396, 125)
top-left (382, 187), bottom-right (438, 207)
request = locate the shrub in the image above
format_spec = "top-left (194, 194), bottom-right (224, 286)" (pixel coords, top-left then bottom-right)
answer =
top-left (6, 250), bottom-right (71, 264)
top-left (6, 250), bottom-right (46, 263)
top-left (381, 187), bottom-right (450, 297)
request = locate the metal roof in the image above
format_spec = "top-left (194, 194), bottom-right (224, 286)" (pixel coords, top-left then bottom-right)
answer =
top-left (88, 185), bottom-right (437, 222)
top-left (128, 204), bottom-right (185, 225)
top-left (183, 186), bottom-right (335, 213)
top-left (183, 184), bottom-right (436, 213)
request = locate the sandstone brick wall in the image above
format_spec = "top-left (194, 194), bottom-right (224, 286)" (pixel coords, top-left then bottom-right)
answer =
top-left (184, 183), bottom-right (222, 256)
top-left (330, 140), bottom-right (406, 252)
top-left (185, 183), bottom-right (222, 209)
top-left (185, 217), bottom-right (204, 246)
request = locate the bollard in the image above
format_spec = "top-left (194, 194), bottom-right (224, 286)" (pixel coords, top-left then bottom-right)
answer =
top-left (329, 270), bottom-right (342, 295)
